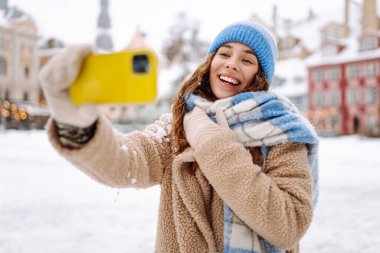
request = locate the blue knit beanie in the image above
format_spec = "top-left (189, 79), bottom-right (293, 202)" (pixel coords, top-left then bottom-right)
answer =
top-left (207, 22), bottom-right (278, 83)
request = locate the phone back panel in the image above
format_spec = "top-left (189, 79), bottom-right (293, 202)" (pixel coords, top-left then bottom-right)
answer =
top-left (70, 49), bottom-right (157, 105)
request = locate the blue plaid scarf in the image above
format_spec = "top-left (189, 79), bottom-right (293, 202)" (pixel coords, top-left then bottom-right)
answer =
top-left (185, 91), bottom-right (319, 253)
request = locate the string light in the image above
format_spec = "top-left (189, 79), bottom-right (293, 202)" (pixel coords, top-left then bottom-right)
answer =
top-left (3, 100), bottom-right (10, 109)
top-left (20, 111), bottom-right (27, 120)
top-left (0, 99), bottom-right (40, 125)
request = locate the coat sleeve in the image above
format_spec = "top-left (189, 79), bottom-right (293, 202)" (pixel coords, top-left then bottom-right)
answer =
top-left (193, 130), bottom-right (313, 250)
top-left (46, 113), bottom-right (173, 189)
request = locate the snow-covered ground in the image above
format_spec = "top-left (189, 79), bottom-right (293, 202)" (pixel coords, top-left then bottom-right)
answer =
top-left (1, 130), bottom-right (379, 253)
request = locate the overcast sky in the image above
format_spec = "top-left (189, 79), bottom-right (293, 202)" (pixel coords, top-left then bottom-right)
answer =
top-left (8, 0), bottom-right (375, 52)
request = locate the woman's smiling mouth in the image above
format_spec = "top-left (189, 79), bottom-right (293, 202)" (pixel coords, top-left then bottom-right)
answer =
top-left (219, 75), bottom-right (241, 86)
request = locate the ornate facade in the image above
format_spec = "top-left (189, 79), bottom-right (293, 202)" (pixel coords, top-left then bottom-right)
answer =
top-left (0, 5), bottom-right (39, 104)
top-left (0, 2), bottom-right (40, 129)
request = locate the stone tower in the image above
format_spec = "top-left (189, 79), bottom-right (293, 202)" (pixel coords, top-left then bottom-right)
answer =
top-left (95, 0), bottom-right (113, 51)
top-left (361, 0), bottom-right (379, 32)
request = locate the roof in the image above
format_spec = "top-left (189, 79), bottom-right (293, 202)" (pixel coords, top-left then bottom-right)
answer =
top-left (124, 26), bottom-right (151, 50)
top-left (0, 6), bottom-right (37, 34)
top-left (306, 36), bottom-right (380, 67)
top-left (276, 2), bottom-right (362, 53)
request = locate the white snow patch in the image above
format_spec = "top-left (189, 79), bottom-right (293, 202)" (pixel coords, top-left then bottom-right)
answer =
top-left (154, 126), bottom-right (168, 143)
top-left (120, 144), bottom-right (129, 151)
top-left (1, 131), bottom-right (379, 253)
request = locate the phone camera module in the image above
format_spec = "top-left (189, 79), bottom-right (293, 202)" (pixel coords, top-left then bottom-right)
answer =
top-left (133, 54), bottom-right (149, 73)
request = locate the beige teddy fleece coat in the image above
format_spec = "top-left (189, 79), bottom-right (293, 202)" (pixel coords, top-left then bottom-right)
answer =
top-left (46, 114), bottom-right (313, 253)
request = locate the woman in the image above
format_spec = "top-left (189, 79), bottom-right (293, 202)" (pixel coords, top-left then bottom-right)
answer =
top-left (40, 22), bottom-right (319, 253)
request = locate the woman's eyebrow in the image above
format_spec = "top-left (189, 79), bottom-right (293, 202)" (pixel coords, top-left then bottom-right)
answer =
top-left (220, 44), bottom-right (255, 55)
top-left (220, 44), bottom-right (232, 49)
top-left (244, 50), bottom-right (255, 55)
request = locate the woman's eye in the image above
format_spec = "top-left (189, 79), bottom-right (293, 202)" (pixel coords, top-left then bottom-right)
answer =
top-left (219, 52), bottom-right (230, 57)
top-left (243, 59), bottom-right (253, 64)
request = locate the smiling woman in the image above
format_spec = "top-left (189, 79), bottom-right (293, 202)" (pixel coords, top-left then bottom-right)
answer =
top-left (209, 43), bottom-right (260, 99)
top-left (39, 21), bottom-right (319, 253)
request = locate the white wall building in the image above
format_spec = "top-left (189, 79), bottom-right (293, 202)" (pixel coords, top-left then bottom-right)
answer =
top-left (0, 3), bottom-right (39, 105)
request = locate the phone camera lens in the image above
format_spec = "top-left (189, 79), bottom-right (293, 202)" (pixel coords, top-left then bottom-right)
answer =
top-left (133, 54), bottom-right (149, 73)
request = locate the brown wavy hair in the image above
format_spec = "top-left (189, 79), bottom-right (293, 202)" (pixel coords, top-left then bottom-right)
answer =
top-left (170, 52), bottom-right (270, 158)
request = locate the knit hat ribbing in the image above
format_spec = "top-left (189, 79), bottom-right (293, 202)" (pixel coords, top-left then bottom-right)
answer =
top-left (207, 22), bottom-right (278, 83)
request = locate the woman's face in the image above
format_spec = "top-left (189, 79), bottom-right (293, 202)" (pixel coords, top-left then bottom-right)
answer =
top-left (209, 42), bottom-right (259, 99)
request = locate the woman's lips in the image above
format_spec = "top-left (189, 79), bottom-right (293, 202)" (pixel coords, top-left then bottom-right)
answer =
top-left (218, 74), bottom-right (241, 87)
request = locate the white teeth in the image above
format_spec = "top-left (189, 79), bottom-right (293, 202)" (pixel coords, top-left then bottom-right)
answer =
top-left (220, 75), bottom-right (239, 85)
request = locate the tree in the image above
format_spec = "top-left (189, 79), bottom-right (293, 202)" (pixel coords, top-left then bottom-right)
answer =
top-left (162, 12), bottom-right (208, 96)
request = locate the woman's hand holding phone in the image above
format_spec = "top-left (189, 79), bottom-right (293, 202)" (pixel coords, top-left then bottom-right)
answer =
top-left (39, 44), bottom-right (99, 128)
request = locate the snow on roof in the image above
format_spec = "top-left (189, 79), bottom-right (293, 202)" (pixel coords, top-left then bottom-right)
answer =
top-left (124, 26), bottom-right (151, 50)
top-left (306, 36), bottom-right (380, 67)
top-left (0, 6), bottom-right (37, 29)
top-left (276, 2), bottom-right (362, 53)
top-left (272, 58), bottom-right (308, 97)
top-left (277, 17), bottom-right (327, 52)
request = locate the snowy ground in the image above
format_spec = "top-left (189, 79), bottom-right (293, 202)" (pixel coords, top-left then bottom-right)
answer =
top-left (1, 130), bottom-right (380, 253)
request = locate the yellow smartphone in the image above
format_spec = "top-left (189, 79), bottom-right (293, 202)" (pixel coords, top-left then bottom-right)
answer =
top-left (70, 49), bottom-right (157, 105)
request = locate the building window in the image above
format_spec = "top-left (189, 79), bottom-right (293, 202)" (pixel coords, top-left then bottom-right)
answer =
top-left (281, 38), bottom-right (295, 50)
top-left (272, 76), bottom-right (286, 88)
top-left (333, 29), bottom-right (343, 39)
top-left (321, 31), bottom-right (328, 41)
top-left (322, 28), bottom-right (343, 40)
top-left (364, 87), bottom-right (378, 105)
top-left (364, 61), bottom-right (379, 77)
top-left (5, 89), bottom-right (9, 99)
top-left (294, 76), bottom-right (304, 84)
top-left (328, 67), bottom-right (341, 81)
top-left (328, 114), bottom-right (340, 130)
top-left (322, 45), bottom-right (338, 56)
top-left (346, 64), bottom-right (360, 79)
top-left (312, 70), bottom-right (324, 82)
top-left (313, 91), bottom-right (324, 107)
top-left (316, 117), bottom-right (325, 131)
top-left (328, 89), bottom-right (341, 106)
top-left (365, 114), bottom-right (379, 135)
top-left (346, 87), bottom-right (360, 105)
top-left (23, 92), bottom-right (29, 101)
top-left (359, 37), bottom-right (378, 51)
top-left (24, 67), bottom-right (30, 79)
top-left (0, 57), bottom-right (7, 76)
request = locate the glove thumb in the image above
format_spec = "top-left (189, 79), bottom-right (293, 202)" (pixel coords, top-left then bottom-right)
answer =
top-left (215, 108), bottom-right (229, 128)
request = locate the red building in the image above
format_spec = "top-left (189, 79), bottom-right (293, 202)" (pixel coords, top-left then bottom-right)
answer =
top-left (308, 32), bottom-right (380, 136)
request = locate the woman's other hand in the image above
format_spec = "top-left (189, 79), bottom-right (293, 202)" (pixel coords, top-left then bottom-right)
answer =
top-left (183, 106), bottom-right (229, 149)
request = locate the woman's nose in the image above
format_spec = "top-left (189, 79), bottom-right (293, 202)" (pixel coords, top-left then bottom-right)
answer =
top-left (225, 59), bottom-right (239, 71)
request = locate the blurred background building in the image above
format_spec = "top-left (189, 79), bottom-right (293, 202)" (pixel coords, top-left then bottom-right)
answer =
top-left (0, 0), bottom-right (379, 137)
top-left (306, 0), bottom-right (380, 136)
top-left (0, 0), bottom-right (47, 129)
